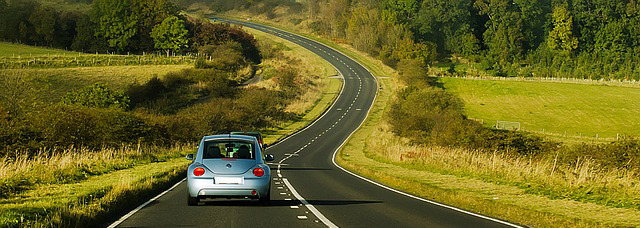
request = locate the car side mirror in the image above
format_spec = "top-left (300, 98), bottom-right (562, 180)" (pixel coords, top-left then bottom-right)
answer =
top-left (263, 143), bottom-right (269, 149)
top-left (186, 154), bottom-right (194, 160)
top-left (264, 154), bottom-right (275, 162)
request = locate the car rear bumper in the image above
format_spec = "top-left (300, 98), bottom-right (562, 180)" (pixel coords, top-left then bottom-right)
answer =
top-left (187, 177), bottom-right (270, 198)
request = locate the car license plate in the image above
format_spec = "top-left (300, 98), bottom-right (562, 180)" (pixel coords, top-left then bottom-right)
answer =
top-left (215, 177), bottom-right (244, 184)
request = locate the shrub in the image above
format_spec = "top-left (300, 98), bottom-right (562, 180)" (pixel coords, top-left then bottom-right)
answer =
top-left (194, 57), bottom-right (208, 69)
top-left (166, 98), bottom-right (235, 142)
top-left (62, 83), bottom-right (129, 110)
top-left (0, 73), bottom-right (40, 119)
top-left (35, 104), bottom-right (103, 148)
top-left (274, 66), bottom-right (300, 98)
top-left (559, 138), bottom-right (640, 170)
top-left (207, 74), bottom-right (237, 98)
top-left (387, 86), bottom-right (464, 140)
top-left (397, 59), bottom-right (441, 87)
top-left (387, 85), bottom-right (550, 157)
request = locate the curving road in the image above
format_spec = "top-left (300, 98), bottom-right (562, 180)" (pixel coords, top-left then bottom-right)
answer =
top-left (109, 18), bottom-right (520, 228)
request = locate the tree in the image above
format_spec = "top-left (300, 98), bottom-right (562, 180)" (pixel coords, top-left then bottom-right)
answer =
top-left (0, 0), bottom-right (6, 35)
top-left (393, 37), bottom-right (437, 66)
top-left (548, 5), bottom-right (578, 53)
top-left (56, 11), bottom-right (79, 49)
top-left (415, 0), bottom-right (479, 55)
top-left (28, 6), bottom-right (57, 46)
top-left (93, 0), bottom-right (138, 51)
top-left (131, 0), bottom-right (178, 51)
top-left (381, 0), bottom-right (421, 25)
top-left (594, 19), bottom-right (628, 55)
top-left (72, 14), bottom-right (105, 52)
top-left (475, 0), bottom-right (526, 62)
top-left (2, 0), bottom-right (39, 43)
top-left (151, 16), bottom-right (189, 56)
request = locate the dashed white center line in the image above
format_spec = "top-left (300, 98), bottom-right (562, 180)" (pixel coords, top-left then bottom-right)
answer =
top-left (283, 179), bottom-right (338, 227)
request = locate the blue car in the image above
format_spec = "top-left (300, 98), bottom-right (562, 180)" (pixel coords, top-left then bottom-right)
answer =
top-left (186, 134), bottom-right (275, 205)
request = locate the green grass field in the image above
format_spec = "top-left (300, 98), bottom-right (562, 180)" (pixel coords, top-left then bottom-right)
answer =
top-left (440, 78), bottom-right (640, 141)
top-left (1, 41), bottom-right (194, 102)
top-left (0, 42), bottom-right (79, 57)
top-left (1, 65), bottom-right (192, 102)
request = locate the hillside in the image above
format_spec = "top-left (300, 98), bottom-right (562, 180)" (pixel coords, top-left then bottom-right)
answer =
top-left (442, 77), bottom-right (640, 142)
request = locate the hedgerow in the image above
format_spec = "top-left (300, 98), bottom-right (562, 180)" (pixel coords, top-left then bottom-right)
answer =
top-left (387, 60), bottom-right (640, 171)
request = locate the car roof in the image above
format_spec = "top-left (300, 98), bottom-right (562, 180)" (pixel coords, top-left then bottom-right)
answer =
top-left (230, 131), bottom-right (261, 135)
top-left (202, 134), bottom-right (257, 142)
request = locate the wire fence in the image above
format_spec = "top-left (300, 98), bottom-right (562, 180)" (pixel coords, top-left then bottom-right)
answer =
top-left (467, 118), bottom-right (627, 142)
top-left (446, 75), bottom-right (640, 88)
top-left (0, 52), bottom-right (199, 69)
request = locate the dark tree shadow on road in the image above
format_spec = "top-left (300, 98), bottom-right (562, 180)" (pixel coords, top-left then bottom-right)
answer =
top-left (198, 199), bottom-right (382, 207)
top-left (275, 167), bottom-right (333, 171)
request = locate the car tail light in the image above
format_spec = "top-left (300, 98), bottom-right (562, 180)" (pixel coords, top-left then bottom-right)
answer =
top-left (194, 167), bottom-right (205, 176)
top-left (251, 190), bottom-right (257, 195)
top-left (253, 168), bottom-right (264, 177)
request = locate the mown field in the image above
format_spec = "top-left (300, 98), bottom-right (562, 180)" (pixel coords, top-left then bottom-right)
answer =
top-left (0, 42), bottom-right (79, 57)
top-left (440, 77), bottom-right (640, 141)
top-left (1, 65), bottom-right (192, 102)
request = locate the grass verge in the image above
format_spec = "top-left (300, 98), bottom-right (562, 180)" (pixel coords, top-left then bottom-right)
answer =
top-left (327, 44), bottom-right (640, 227)
top-left (0, 147), bottom-right (191, 227)
top-left (222, 15), bottom-right (640, 227)
top-left (238, 26), bottom-right (344, 144)
top-left (0, 20), bottom-right (344, 227)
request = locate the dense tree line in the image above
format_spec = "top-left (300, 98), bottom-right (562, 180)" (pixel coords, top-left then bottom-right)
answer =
top-left (198, 0), bottom-right (640, 80)
top-left (0, 0), bottom-right (260, 58)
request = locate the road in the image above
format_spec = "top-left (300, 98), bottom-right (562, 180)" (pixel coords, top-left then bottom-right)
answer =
top-left (110, 18), bottom-right (519, 228)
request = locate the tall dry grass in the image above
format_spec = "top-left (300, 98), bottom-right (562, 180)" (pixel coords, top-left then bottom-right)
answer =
top-left (366, 123), bottom-right (640, 208)
top-left (0, 144), bottom-right (191, 197)
top-left (248, 34), bottom-right (328, 115)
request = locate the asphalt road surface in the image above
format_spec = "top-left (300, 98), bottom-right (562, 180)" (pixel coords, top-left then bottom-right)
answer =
top-left (110, 18), bottom-right (520, 228)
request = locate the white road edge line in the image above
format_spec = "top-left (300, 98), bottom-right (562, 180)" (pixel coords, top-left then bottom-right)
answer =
top-left (284, 178), bottom-right (338, 228)
top-left (264, 22), bottom-right (524, 227)
top-left (331, 152), bottom-right (523, 227)
top-left (110, 19), bottom-right (516, 228)
top-left (284, 25), bottom-right (525, 227)
top-left (327, 65), bottom-right (524, 228)
top-left (107, 178), bottom-right (186, 228)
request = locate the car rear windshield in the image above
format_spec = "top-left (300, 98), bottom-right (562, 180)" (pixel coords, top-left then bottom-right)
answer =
top-left (230, 132), bottom-right (263, 144)
top-left (202, 140), bottom-right (255, 160)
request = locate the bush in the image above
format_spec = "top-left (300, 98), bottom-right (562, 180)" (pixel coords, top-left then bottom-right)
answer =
top-left (396, 59), bottom-right (441, 87)
top-left (387, 86), bottom-right (464, 140)
top-left (31, 104), bottom-right (160, 148)
top-left (559, 138), bottom-right (640, 170)
top-left (387, 85), bottom-right (550, 157)
top-left (187, 19), bottom-right (261, 63)
top-left (35, 104), bottom-right (103, 148)
top-left (62, 83), bottom-right (129, 110)
top-left (273, 66), bottom-right (300, 98)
